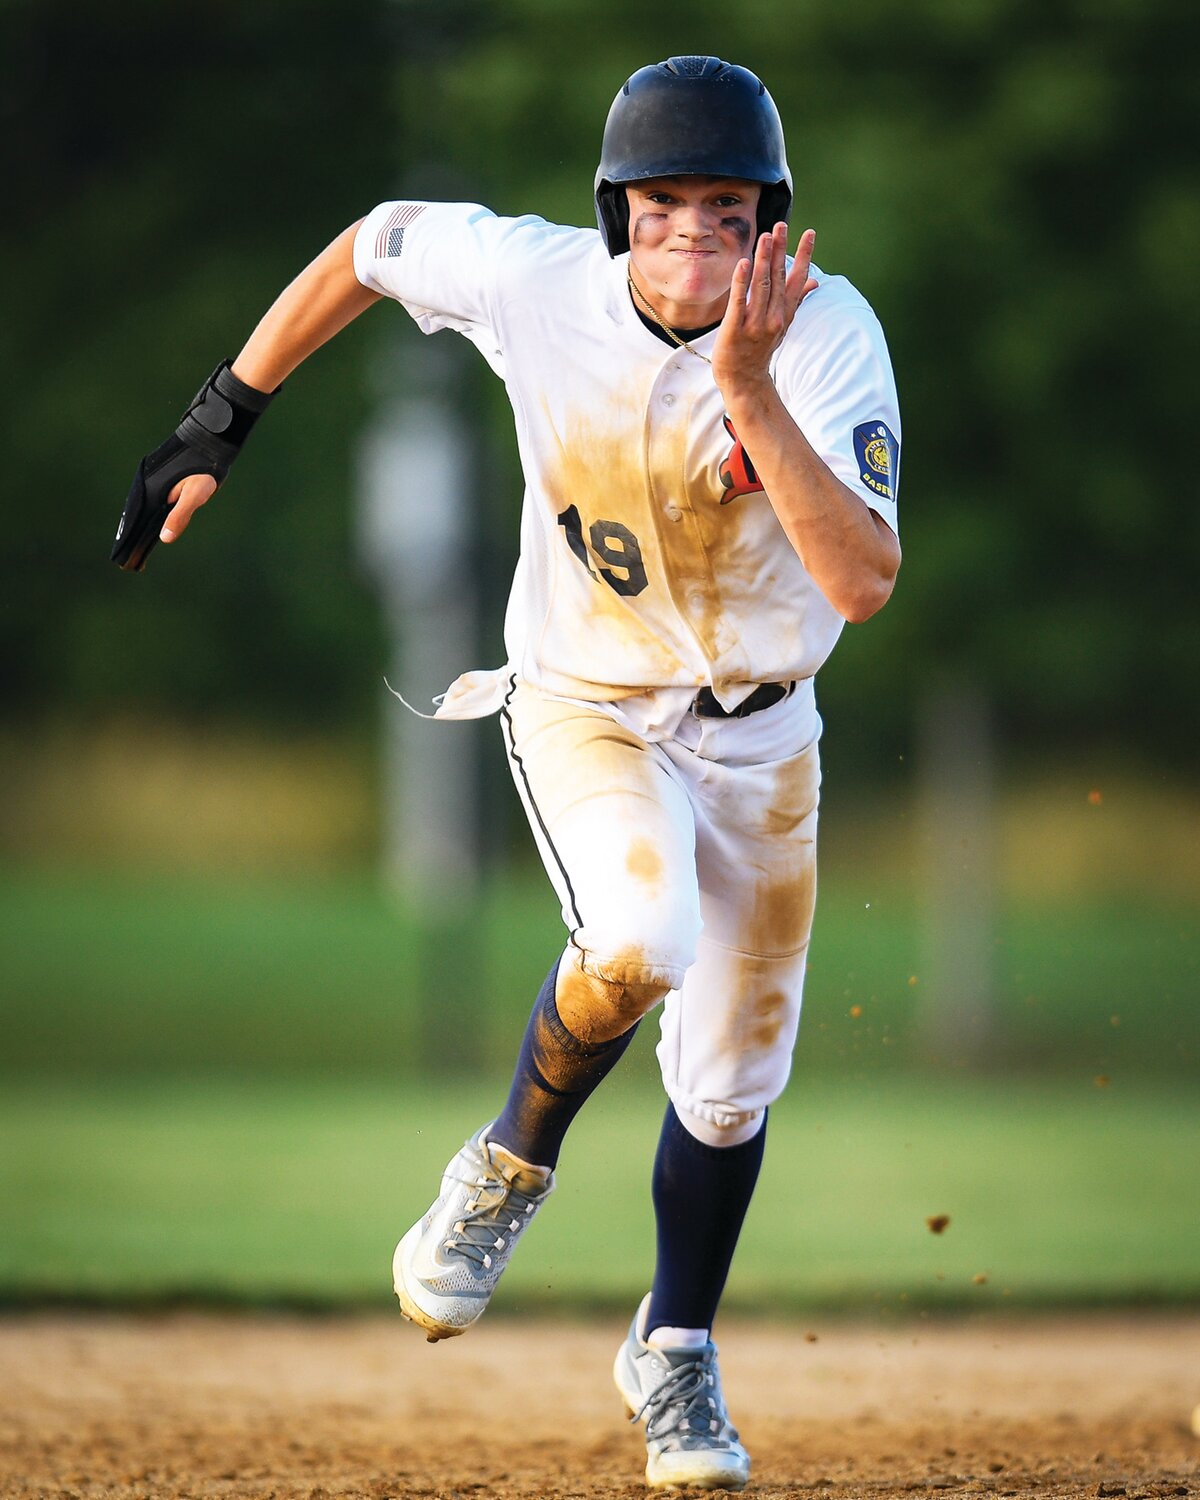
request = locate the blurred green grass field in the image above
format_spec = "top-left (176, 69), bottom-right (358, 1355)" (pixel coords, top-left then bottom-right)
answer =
top-left (2, 860), bottom-right (1196, 1077)
top-left (2, 856), bottom-right (1196, 1311)
top-left (2, 1073), bottom-right (1195, 1311)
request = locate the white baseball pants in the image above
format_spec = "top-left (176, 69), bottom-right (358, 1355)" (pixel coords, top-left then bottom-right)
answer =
top-left (500, 676), bottom-right (820, 1143)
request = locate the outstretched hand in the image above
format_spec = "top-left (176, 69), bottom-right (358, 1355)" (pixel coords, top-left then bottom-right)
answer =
top-left (712, 224), bottom-right (818, 394)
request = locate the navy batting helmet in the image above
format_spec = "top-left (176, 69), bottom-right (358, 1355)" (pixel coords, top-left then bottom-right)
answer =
top-left (594, 56), bottom-right (793, 258)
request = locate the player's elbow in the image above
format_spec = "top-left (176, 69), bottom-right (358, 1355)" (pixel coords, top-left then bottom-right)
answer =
top-left (837, 571), bottom-right (896, 623)
top-left (833, 552), bottom-right (900, 622)
top-left (835, 525), bottom-right (901, 623)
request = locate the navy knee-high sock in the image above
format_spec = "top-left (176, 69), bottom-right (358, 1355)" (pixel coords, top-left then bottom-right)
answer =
top-left (490, 961), bottom-right (639, 1169)
top-left (645, 1103), bottom-right (767, 1337)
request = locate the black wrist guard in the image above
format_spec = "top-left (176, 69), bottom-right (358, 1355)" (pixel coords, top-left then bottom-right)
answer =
top-left (111, 360), bottom-right (278, 572)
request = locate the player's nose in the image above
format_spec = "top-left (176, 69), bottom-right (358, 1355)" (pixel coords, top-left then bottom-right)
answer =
top-left (674, 203), bottom-right (716, 239)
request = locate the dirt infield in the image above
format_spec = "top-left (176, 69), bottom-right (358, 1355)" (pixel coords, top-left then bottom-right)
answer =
top-left (1, 1312), bottom-right (1196, 1499)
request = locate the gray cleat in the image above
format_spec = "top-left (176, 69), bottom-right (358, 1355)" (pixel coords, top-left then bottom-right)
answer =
top-left (392, 1122), bottom-right (554, 1341)
top-left (613, 1294), bottom-right (751, 1490)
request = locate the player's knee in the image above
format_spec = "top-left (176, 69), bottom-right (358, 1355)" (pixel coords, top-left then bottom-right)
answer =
top-left (571, 962), bottom-right (674, 1027)
top-left (556, 947), bottom-right (676, 1041)
top-left (592, 969), bottom-right (673, 1026)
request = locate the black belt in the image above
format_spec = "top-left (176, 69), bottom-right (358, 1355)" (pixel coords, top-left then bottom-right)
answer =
top-left (692, 682), bottom-right (793, 719)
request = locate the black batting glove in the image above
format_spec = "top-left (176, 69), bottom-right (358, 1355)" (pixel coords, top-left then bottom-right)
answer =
top-left (111, 360), bottom-right (277, 572)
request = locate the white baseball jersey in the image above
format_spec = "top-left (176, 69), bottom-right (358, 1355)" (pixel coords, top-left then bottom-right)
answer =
top-left (353, 201), bottom-right (900, 727)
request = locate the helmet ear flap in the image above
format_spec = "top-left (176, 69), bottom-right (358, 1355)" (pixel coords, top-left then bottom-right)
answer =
top-left (755, 182), bottom-right (793, 240)
top-left (595, 182), bottom-right (631, 257)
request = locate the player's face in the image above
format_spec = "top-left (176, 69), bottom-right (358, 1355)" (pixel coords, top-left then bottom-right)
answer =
top-left (626, 177), bottom-right (762, 327)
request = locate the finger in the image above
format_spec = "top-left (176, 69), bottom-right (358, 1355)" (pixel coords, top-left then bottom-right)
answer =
top-left (785, 228), bottom-right (819, 314)
top-left (161, 473), bottom-right (218, 543)
top-left (767, 221), bottom-right (789, 315)
top-left (747, 231), bottom-right (774, 318)
top-left (757, 229), bottom-right (775, 284)
top-left (724, 256), bottom-right (753, 325)
top-left (772, 221), bottom-right (788, 276)
top-left (791, 227), bottom-right (816, 285)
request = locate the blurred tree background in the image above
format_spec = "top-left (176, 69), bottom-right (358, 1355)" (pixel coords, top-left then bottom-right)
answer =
top-left (3, 0), bottom-right (1196, 759)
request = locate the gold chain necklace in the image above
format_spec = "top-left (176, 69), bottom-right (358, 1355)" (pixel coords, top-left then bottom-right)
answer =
top-left (627, 271), bottom-right (712, 364)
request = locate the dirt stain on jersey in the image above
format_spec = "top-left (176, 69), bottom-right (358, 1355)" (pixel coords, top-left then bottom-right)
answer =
top-left (682, 395), bottom-right (779, 662)
top-left (668, 400), bottom-right (749, 660)
top-left (543, 396), bottom-right (769, 676)
top-left (541, 403), bottom-right (689, 684)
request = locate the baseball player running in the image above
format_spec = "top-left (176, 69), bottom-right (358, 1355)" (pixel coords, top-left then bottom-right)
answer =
top-left (115, 56), bottom-right (900, 1490)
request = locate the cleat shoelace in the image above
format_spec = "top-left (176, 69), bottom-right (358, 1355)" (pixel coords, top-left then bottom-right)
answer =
top-left (441, 1142), bottom-right (541, 1270)
top-left (631, 1350), bottom-right (733, 1445)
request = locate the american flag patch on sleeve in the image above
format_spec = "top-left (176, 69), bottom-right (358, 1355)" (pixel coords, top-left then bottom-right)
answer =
top-left (375, 202), bottom-right (426, 258)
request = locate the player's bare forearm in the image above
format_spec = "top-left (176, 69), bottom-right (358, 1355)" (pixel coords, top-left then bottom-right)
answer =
top-left (161, 222), bottom-right (381, 544)
top-left (720, 375), bottom-right (900, 622)
top-left (713, 223), bottom-right (899, 622)
top-left (231, 219), bottom-right (382, 391)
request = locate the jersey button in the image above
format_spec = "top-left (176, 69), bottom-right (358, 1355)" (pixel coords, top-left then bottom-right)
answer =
top-left (662, 393), bottom-right (677, 408)
top-left (665, 503), bottom-right (683, 522)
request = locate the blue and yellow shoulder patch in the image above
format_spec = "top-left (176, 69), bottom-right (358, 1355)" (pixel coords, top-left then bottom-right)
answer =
top-left (852, 421), bottom-right (899, 504)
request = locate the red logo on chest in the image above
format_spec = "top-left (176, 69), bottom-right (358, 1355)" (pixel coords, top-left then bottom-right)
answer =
top-left (718, 415), bottom-right (763, 505)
